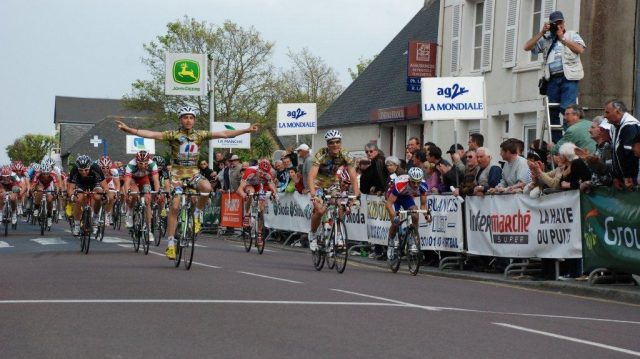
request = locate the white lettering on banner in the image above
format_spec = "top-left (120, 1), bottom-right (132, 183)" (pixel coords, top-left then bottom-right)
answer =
top-left (604, 217), bottom-right (640, 249)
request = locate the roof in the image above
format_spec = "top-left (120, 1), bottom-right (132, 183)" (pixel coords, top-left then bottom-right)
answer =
top-left (54, 96), bottom-right (151, 124)
top-left (318, 1), bottom-right (440, 128)
top-left (59, 123), bottom-right (94, 154)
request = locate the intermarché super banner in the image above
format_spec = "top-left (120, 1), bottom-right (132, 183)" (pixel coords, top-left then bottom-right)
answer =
top-left (262, 193), bottom-right (464, 252)
top-left (580, 187), bottom-right (640, 275)
top-left (465, 191), bottom-right (582, 258)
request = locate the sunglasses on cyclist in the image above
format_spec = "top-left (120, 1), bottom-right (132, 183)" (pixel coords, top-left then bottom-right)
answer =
top-left (327, 140), bottom-right (341, 145)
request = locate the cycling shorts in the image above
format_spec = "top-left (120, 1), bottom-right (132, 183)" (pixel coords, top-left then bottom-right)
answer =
top-left (393, 195), bottom-right (416, 212)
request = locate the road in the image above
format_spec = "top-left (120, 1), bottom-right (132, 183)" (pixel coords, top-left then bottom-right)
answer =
top-left (1, 221), bottom-right (639, 358)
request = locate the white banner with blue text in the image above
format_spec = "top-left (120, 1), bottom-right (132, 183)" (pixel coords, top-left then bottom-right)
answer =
top-left (421, 77), bottom-right (486, 120)
top-left (276, 103), bottom-right (317, 136)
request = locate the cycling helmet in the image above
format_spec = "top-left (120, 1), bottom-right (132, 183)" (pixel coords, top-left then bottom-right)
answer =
top-left (258, 159), bottom-right (271, 173)
top-left (10, 161), bottom-right (24, 173)
top-left (177, 106), bottom-right (198, 118)
top-left (337, 166), bottom-right (351, 184)
top-left (408, 167), bottom-right (424, 182)
top-left (40, 162), bottom-right (53, 172)
top-left (31, 163), bottom-right (41, 172)
top-left (152, 155), bottom-right (166, 168)
top-left (43, 157), bottom-right (56, 169)
top-left (75, 155), bottom-right (92, 169)
top-left (324, 129), bottom-right (342, 142)
top-left (0, 166), bottom-right (11, 176)
top-left (98, 155), bottom-right (112, 168)
top-left (136, 150), bottom-right (151, 163)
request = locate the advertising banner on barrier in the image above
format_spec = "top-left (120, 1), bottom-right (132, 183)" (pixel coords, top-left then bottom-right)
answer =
top-left (466, 191), bottom-right (582, 258)
top-left (580, 187), bottom-right (640, 275)
top-left (263, 192), bottom-right (313, 233)
top-left (220, 192), bottom-right (243, 228)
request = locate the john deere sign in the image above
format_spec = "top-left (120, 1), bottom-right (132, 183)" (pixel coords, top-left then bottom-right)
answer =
top-left (165, 53), bottom-right (207, 97)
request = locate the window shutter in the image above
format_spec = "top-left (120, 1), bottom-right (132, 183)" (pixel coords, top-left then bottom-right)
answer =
top-left (481, 0), bottom-right (495, 71)
top-left (542, 0), bottom-right (555, 22)
top-left (502, 0), bottom-right (520, 68)
top-left (450, 4), bottom-right (462, 74)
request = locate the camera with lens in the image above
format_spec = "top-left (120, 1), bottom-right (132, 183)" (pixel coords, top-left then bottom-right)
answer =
top-left (549, 21), bottom-right (559, 34)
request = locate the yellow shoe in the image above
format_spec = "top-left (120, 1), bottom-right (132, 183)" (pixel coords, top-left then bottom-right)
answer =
top-left (165, 244), bottom-right (176, 260)
top-left (194, 217), bottom-right (201, 234)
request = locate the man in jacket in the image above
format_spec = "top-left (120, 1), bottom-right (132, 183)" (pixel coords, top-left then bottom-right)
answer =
top-left (604, 100), bottom-right (640, 189)
top-left (550, 104), bottom-right (596, 155)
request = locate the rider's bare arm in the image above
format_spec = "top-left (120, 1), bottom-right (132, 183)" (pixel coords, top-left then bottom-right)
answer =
top-left (115, 120), bottom-right (164, 140)
top-left (308, 165), bottom-right (319, 197)
top-left (210, 124), bottom-right (258, 139)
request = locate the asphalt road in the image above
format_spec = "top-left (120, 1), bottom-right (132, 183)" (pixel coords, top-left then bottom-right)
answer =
top-left (1, 220), bottom-right (639, 359)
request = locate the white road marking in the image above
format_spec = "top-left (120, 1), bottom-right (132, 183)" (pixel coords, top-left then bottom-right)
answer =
top-left (331, 288), bottom-right (440, 311)
top-left (101, 237), bottom-right (131, 244)
top-left (0, 241), bottom-right (13, 248)
top-left (237, 271), bottom-right (302, 284)
top-left (0, 299), bottom-right (405, 306)
top-left (494, 322), bottom-right (640, 357)
top-left (232, 244), bottom-right (275, 253)
top-left (146, 249), bottom-right (222, 269)
top-left (30, 238), bottom-right (67, 245)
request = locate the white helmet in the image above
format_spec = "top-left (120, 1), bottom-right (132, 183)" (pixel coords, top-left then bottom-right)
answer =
top-left (177, 106), bottom-right (198, 118)
top-left (324, 129), bottom-right (342, 141)
top-left (408, 167), bottom-right (424, 181)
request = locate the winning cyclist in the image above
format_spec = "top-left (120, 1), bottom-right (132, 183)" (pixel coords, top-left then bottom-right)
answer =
top-left (67, 155), bottom-right (109, 236)
top-left (115, 106), bottom-right (258, 260)
top-left (123, 150), bottom-right (160, 243)
top-left (385, 167), bottom-right (430, 252)
top-left (237, 159), bottom-right (278, 231)
top-left (0, 166), bottom-right (21, 225)
top-left (98, 155), bottom-right (120, 225)
top-left (31, 161), bottom-right (59, 228)
top-left (307, 129), bottom-right (360, 251)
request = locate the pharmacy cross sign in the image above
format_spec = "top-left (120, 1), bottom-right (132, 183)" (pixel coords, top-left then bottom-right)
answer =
top-left (90, 135), bottom-right (103, 148)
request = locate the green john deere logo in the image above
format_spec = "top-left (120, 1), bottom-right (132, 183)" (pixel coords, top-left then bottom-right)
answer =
top-left (173, 59), bottom-right (200, 84)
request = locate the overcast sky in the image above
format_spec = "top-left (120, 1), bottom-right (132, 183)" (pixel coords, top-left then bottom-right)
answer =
top-left (0, 0), bottom-right (424, 164)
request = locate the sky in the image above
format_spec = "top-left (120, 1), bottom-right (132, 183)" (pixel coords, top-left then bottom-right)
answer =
top-left (0, 0), bottom-right (424, 164)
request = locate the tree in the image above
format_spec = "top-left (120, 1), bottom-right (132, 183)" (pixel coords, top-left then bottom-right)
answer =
top-left (6, 134), bottom-right (58, 164)
top-left (123, 16), bottom-right (275, 128)
top-left (348, 55), bottom-right (377, 81)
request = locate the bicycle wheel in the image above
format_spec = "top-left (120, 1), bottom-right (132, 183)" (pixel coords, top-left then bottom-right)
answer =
top-left (112, 200), bottom-right (120, 230)
top-left (81, 208), bottom-right (91, 254)
top-left (151, 206), bottom-right (161, 246)
top-left (94, 208), bottom-right (105, 242)
top-left (256, 212), bottom-right (265, 255)
top-left (387, 233), bottom-right (401, 273)
top-left (174, 209), bottom-right (185, 268)
top-left (40, 205), bottom-right (47, 236)
top-left (406, 227), bottom-right (421, 276)
top-left (3, 204), bottom-right (9, 237)
top-left (132, 209), bottom-right (141, 253)
top-left (311, 233), bottom-right (325, 271)
top-left (157, 214), bottom-right (166, 246)
top-left (142, 225), bottom-right (150, 255)
top-left (332, 220), bottom-right (348, 274)
top-left (326, 231), bottom-right (336, 270)
top-left (242, 214), bottom-right (253, 252)
top-left (183, 211), bottom-right (195, 270)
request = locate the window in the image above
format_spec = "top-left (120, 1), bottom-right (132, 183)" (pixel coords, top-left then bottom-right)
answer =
top-left (473, 2), bottom-right (485, 70)
top-left (524, 125), bottom-right (537, 149)
top-left (530, 0), bottom-right (542, 62)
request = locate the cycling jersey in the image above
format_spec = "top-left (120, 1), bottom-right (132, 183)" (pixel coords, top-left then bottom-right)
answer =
top-left (390, 174), bottom-right (428, 211)
top-left (162, 128), bottom-right (214, 182)
top-left (124, 159), bottom-right (158, 186)
top-left (0, 172), bottom-right (20, 190)
top-left (102, 167), bottom-right (119, 190)
top-left (31, 171), bottom-right (58, 190)
top-left (242, 166), bottom-right (273, 191)
top-left (68, 164), bottom-right (105, 191)
top-left (311, 148), bottom-right (354, 189)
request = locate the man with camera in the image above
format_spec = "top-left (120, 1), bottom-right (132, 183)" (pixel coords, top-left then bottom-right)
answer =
top-left (524, 11), bottom-right (586, 142)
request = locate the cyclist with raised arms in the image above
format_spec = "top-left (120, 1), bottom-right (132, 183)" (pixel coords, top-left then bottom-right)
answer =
top-left (123, 150), bottom-right (160, 243)
top-left (0, 166), bottom-right (21, 225)
top-left (31, 161), bottom-right (59, 228)
top-left (237, 159), bottom-right (278, 229)
top-left (98, 155), bottom-right (120, 225)
top-left (115, 106), bottom-right (258, 260)
top-left (385, 167), bottom-right (430, 252)
top-left (66, 155), bottom-right (109, 236)
top-left (307, 129), bottom-right (360, 251)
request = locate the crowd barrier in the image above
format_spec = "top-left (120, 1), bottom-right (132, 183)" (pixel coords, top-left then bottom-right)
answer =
top-left (215, 189), bottom-right (640, 281)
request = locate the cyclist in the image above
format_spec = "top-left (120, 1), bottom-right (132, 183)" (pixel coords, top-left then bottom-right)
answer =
top-left (67, 155), bottom-right (109, 236)
top-left (153, 155), bottom-right (171, 217)
top-left (11, 161), bottom-right (29, 216)
top-left (0, 166), bottom-right (21, 225)
top-left (31, 161), bottom-right (59, 228)
top-left (123, 150), bottom-right (159, 243)
top-left (385, 167), bottom-right (430, 252)
top-left (44, 157), bottom-right (67, 220)
top-left (307, 129), bottom-right (360, 251)
top-left (98, 155), bottom-right (120, 225)
top-left (115, 106), bottom-right (258, 260)
top-left (237, 159), bottom-right (278, 231)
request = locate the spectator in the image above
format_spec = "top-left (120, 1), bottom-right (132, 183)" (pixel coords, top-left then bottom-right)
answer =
top-left (526, 151), bottom-right (565, 197)
top-left (285, 167), bottom-right (305, 194)
top-left (455, 149), bottom-right (479, 197)
top-left (384, 156), bottom-right (404, 185)
top-left (446, 143), bottom-right (466, 172)
top-left (283, 154), bottom-right (294, 170)
top-left (359, 143), bottom-right (388, 195)
top-left (489, 139), bottom-right (531, 193)
top-left (473, 147), bottom-right (502, 196)
top-left (423, 141), bottom-right (436, 154)
top-left (274, 160), bottom-right (289, 192)
top-left (217, 154), bottom-right (242, 192)
top-left (604, 100), bottom-right (640, 190)
top-left (406, 137), bottom-right (421, 169)
top-left (633, 134), bottom-right (640, 182)
top-left (214, 152), bottom-right (226, 172)
top-left (426, 146), bottom-right (447, 193)
top-left (357, 158), bottom-right (371, 187)
top-left (510, 138), bottom-right (525, 156)
top-left (558, 142), bottom-right (591, 190)
top-left (295, 144), bottom-right (312, 193)
top-left (550, 104), bottom-right (596, 155)
top-left (199, 160), bottom-right (214, 181)
top-left (468, 133), bottom-right (484, 151)
top-left (577, 116), bottom-right (613, 192)
top-left (411, 150), bottom-right (427, 175)
top-left (437, 158), bottom-right (465, 192)
top-left (524, 10), bottom-right (586, 140)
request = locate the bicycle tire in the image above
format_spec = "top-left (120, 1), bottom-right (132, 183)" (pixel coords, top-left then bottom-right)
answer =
top-left (82, 207), bottom-right (91, 254)
top-left (242, 214), bottom-right (253, 252)
top-left (132, 209), bottom-right (141, 253)
top-left (183, 211), bottom-right (195, 270)
top-left (157, 215), bottom-right (166, 246)
top-left (112, 200), bottom-right (121, 230)
top-left (326, 231), bottom-right (336, 270)
top-left (174, 208), bottom-right (186, 268)
top-left (142, 225), bottom-right (150, 255)
top-left (3, 205), bottom-right (9, 237)
top-left (312, 246), bottom-right (325, 271)
top-left (406, 227), bottom-right (421, 276)
top-left (387, 233), bottom-right (401, 273)
top-left (40, 205), bottom-right (46, 236)
top-left (151, 206), bottom-right (161, 246)
top-left (332, 220), bottom-right (348, 274)
top-left (256, 212), bottom-right (265, 255)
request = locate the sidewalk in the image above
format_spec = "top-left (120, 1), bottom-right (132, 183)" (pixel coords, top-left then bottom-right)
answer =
top-left (205, 232), bottom-right (640, 305)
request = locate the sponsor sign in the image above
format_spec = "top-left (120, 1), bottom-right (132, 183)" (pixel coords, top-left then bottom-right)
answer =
top-left (220, 192), bottom-right (243, 228)
top-left (466, 191), bottom-right (582, 258)
top-left (126, 135), bottom-right (156, 154)
top-left (408, 41), bottom-right (437, 78)
top-left (276, 103), bottom-right (317, 136)
top-left (211, 122), bottom-right (251, 149)
top-left (580, 187), bottom-right (640, 275)
top-left (165, 53), bottom-right (207, 97)
top-left (421, 77), bottom-right (487, 120)
top-left (263, 192), bottom-right (313, 233)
